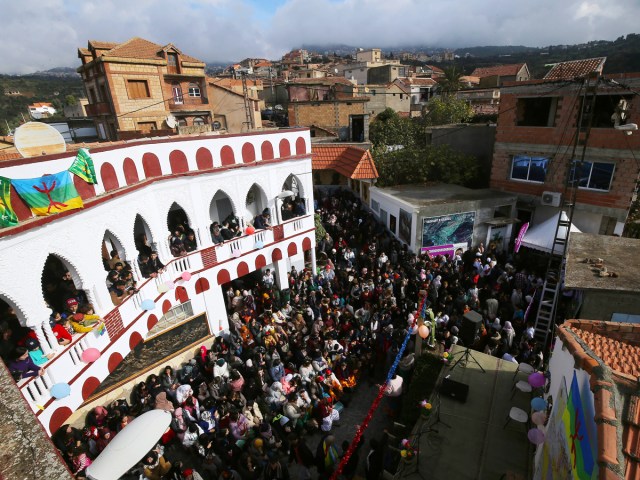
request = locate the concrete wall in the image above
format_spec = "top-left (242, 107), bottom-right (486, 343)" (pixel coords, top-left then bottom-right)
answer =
top-left (580, 290), bottom-right (640, 321)
top-left (429, 124), bottom-right (496, 188)
top-left (288, 100), bottom-right (367, 132)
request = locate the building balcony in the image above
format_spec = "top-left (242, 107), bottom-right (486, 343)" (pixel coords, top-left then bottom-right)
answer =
top-left (169, 96), bottom-right (209, 109)
top-left (0, 128), bottom-right (314, 435)
top-left (18, 213), bottom-right (315, 434)
top-left (85, 102), bottom-right (112, 116)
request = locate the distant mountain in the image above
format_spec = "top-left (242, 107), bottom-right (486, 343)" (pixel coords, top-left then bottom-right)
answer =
top-left (454, 45), bottom-right (539, 57)
top-left (28, 67), bottom-right (79, 78)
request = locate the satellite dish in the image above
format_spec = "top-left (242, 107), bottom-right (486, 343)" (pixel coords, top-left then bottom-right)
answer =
top-left (14, 122), bottom-right (66, 158)
top-left (166, 115), bottom-right (177, 128)
top-left (212, 121), bottom-right (222, 131)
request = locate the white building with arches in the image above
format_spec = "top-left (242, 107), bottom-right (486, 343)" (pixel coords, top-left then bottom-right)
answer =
top-left (0, 128), bottom-right (315, 436)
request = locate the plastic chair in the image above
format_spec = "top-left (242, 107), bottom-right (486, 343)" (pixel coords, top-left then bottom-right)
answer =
top-left (511, 362), bottom-right (535, 382)
top-left (504, 406), bottom-right (528, 431)
top-left (510, 380), bottom-right (533, 399)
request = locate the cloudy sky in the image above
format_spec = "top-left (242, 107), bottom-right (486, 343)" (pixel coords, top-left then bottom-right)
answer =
top-left (2, 0), bottom-right (638, 74)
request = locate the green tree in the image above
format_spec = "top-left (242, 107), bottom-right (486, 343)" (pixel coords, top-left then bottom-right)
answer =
top-left (422, 96), bottom-right (473, 126)
top-left (369, 108), bottom-right (423, 151)
top-left (437, 66), bottom-right (464, 96)
top-left (65, 94), bottom-right (78, 106)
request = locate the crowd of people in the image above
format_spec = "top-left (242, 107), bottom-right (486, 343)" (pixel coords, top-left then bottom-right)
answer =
top-left (0, 187), bottom-right (550, 479)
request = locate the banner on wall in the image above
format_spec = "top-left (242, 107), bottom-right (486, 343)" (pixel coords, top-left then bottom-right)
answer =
top-left (69, 148), bottom-right (98, 184)
top-left (11, 171), bottom-right (83, 216)
top-left (0, 176), bottom-right (18, 228)
top-left (422, 211), bottom-right (475, 252)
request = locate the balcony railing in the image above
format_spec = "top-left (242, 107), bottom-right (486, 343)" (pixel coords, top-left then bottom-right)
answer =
top-left (18, 213), bottom-right (315, 414)
top-left (85, 102), bottom-right (112, 116)
top-left (169, 96), bottom-right (209, 108)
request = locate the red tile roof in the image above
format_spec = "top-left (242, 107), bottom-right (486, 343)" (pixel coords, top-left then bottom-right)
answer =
top-left (85, 37), bottom-right (203, 64)
top-left (311, 145), bottom-right (379, 179)
top-left (88, 40), bottom-right (119, 50)
top-left (543, 57), bottom-right (606, 80)
top-left (471, 63), bottom-right (526, 78)
top-left (557, 319), bottom-right (640, 479)
top-left (288, 77), bottom-right (355, 87)
top-left (425, 65), bottom-right (445, 74)
top-left (401, 77), bottom-right (437, 87)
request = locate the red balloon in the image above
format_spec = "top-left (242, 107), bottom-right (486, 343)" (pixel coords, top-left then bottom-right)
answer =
top-left (245, 225), bottom-right (255, 235)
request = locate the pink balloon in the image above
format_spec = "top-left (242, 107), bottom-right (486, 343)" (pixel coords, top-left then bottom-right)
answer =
top-left (532, 411), bottom-right (547, 426)
top-left (81, 348), bottom-right (101, 363)
top-left (245, 225), bottom-right (255, 235)
top-left (527, 428), bottom-right (545, 445)
top-left (165, 280), bottom-right (175, 290)
top-left (181, 271), bottom-right (192, 281)
top-left (418, 325), bottom-right (430, 339)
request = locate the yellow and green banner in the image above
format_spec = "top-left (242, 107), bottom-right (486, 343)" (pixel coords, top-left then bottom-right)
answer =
top-left (0, 176), bottom-right (18, 228)
top-left (11, 171), bottom-right (83, 216)
top-left (69, 148), bottom-right (98, 184)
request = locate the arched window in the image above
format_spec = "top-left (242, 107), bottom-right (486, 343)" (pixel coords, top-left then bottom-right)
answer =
top-left (41, 254), bottom-right (88, 314)
top-left (193, 117), bottom-right (205, 126)
top-left (188, 83), bottom-right (201, 98)
top-left (172, 83), bottom-right (183, 105)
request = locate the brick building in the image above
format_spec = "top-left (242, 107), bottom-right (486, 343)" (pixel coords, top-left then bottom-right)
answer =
top-left (287, 78), bottom-right (370, 141)
top-left (490, 58), bottom-right (640, 235)
top-left (77, 38), bottom-right (213, 140)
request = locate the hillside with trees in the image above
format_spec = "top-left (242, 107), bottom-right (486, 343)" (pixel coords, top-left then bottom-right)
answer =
top-left (0, 74), bottom-right (84, 135)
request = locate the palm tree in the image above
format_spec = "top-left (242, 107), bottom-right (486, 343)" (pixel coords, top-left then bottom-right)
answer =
top-left (438, 67), bottom-right (464, 96)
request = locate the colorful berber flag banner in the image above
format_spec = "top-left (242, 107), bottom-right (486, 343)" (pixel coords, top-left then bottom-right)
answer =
top-left (11, 171), bottom-right (83, 216)
top-left (69, 148), bottom-right (98, 184)
top-left (0, 176), bottom-right (18, 228)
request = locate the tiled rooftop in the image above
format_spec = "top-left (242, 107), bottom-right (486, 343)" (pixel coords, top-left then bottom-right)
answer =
top-left (557, 320), bottom-right (640, 479)
top-left (471, 63), bottom-right (525, 78)
top-left (401, 77), bottom-right (437, 87)
top-left (311, 145), bottom-right (379, 179)
top-left (543, 57), bottom-right (606, 80)
top-left (83, 37), bottom-right (203, 64)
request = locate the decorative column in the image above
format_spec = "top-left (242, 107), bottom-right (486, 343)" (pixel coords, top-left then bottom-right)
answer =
top-left (32, 323), bottom-right (53, 355)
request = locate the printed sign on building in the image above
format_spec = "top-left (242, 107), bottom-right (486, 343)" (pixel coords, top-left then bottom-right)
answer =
top-left (421, 211), bottom-right (475, 255)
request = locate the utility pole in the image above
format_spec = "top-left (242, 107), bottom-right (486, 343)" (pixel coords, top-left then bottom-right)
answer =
top-left (241, 72), bottom-right (253, 132)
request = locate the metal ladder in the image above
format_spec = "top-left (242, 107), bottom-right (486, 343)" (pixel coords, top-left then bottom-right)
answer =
top-left (533, 73), bottom-right (600, 346)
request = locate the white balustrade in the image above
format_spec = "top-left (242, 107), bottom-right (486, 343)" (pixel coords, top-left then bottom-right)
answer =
top-left (282, 214), bottom-right (313, 238)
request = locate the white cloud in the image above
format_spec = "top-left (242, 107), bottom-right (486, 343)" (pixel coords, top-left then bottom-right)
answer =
top-left (0, 0), bottom-right (637, 74)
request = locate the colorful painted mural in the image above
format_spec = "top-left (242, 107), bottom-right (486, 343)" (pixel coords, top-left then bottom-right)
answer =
top-left (563, 372), bottom-right (597, 479)
top-left (537, 372), bottom-right (598, 480)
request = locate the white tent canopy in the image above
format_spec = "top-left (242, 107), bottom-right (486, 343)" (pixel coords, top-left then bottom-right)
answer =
top-left (86, 410), bottom-right (172, 480)
top-left (521, 211), bottom-right (581, 254)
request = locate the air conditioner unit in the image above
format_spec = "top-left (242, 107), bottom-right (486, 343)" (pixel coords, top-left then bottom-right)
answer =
top-left (541, 191), bottom-right (562, 207)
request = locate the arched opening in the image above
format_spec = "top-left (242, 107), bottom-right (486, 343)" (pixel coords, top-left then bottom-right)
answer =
top-left (134, 214), bottom-right (155, 258)
top-left (245, 183), bottom-right (269, 227)
top-left (41, 254), bottom-right (88, 314)
top-left (167, 203), bottom-right (197, 257)
top-left (102, 231), bottom-right (127, 271)
top-left (0, 296), bottom-right (29, 356)
top-left (279, 174), bottom-right (307, 222)
top-left (102, 231), bottom-right (135, 302)
top-left (208, 190), bottom-right (239, 242)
